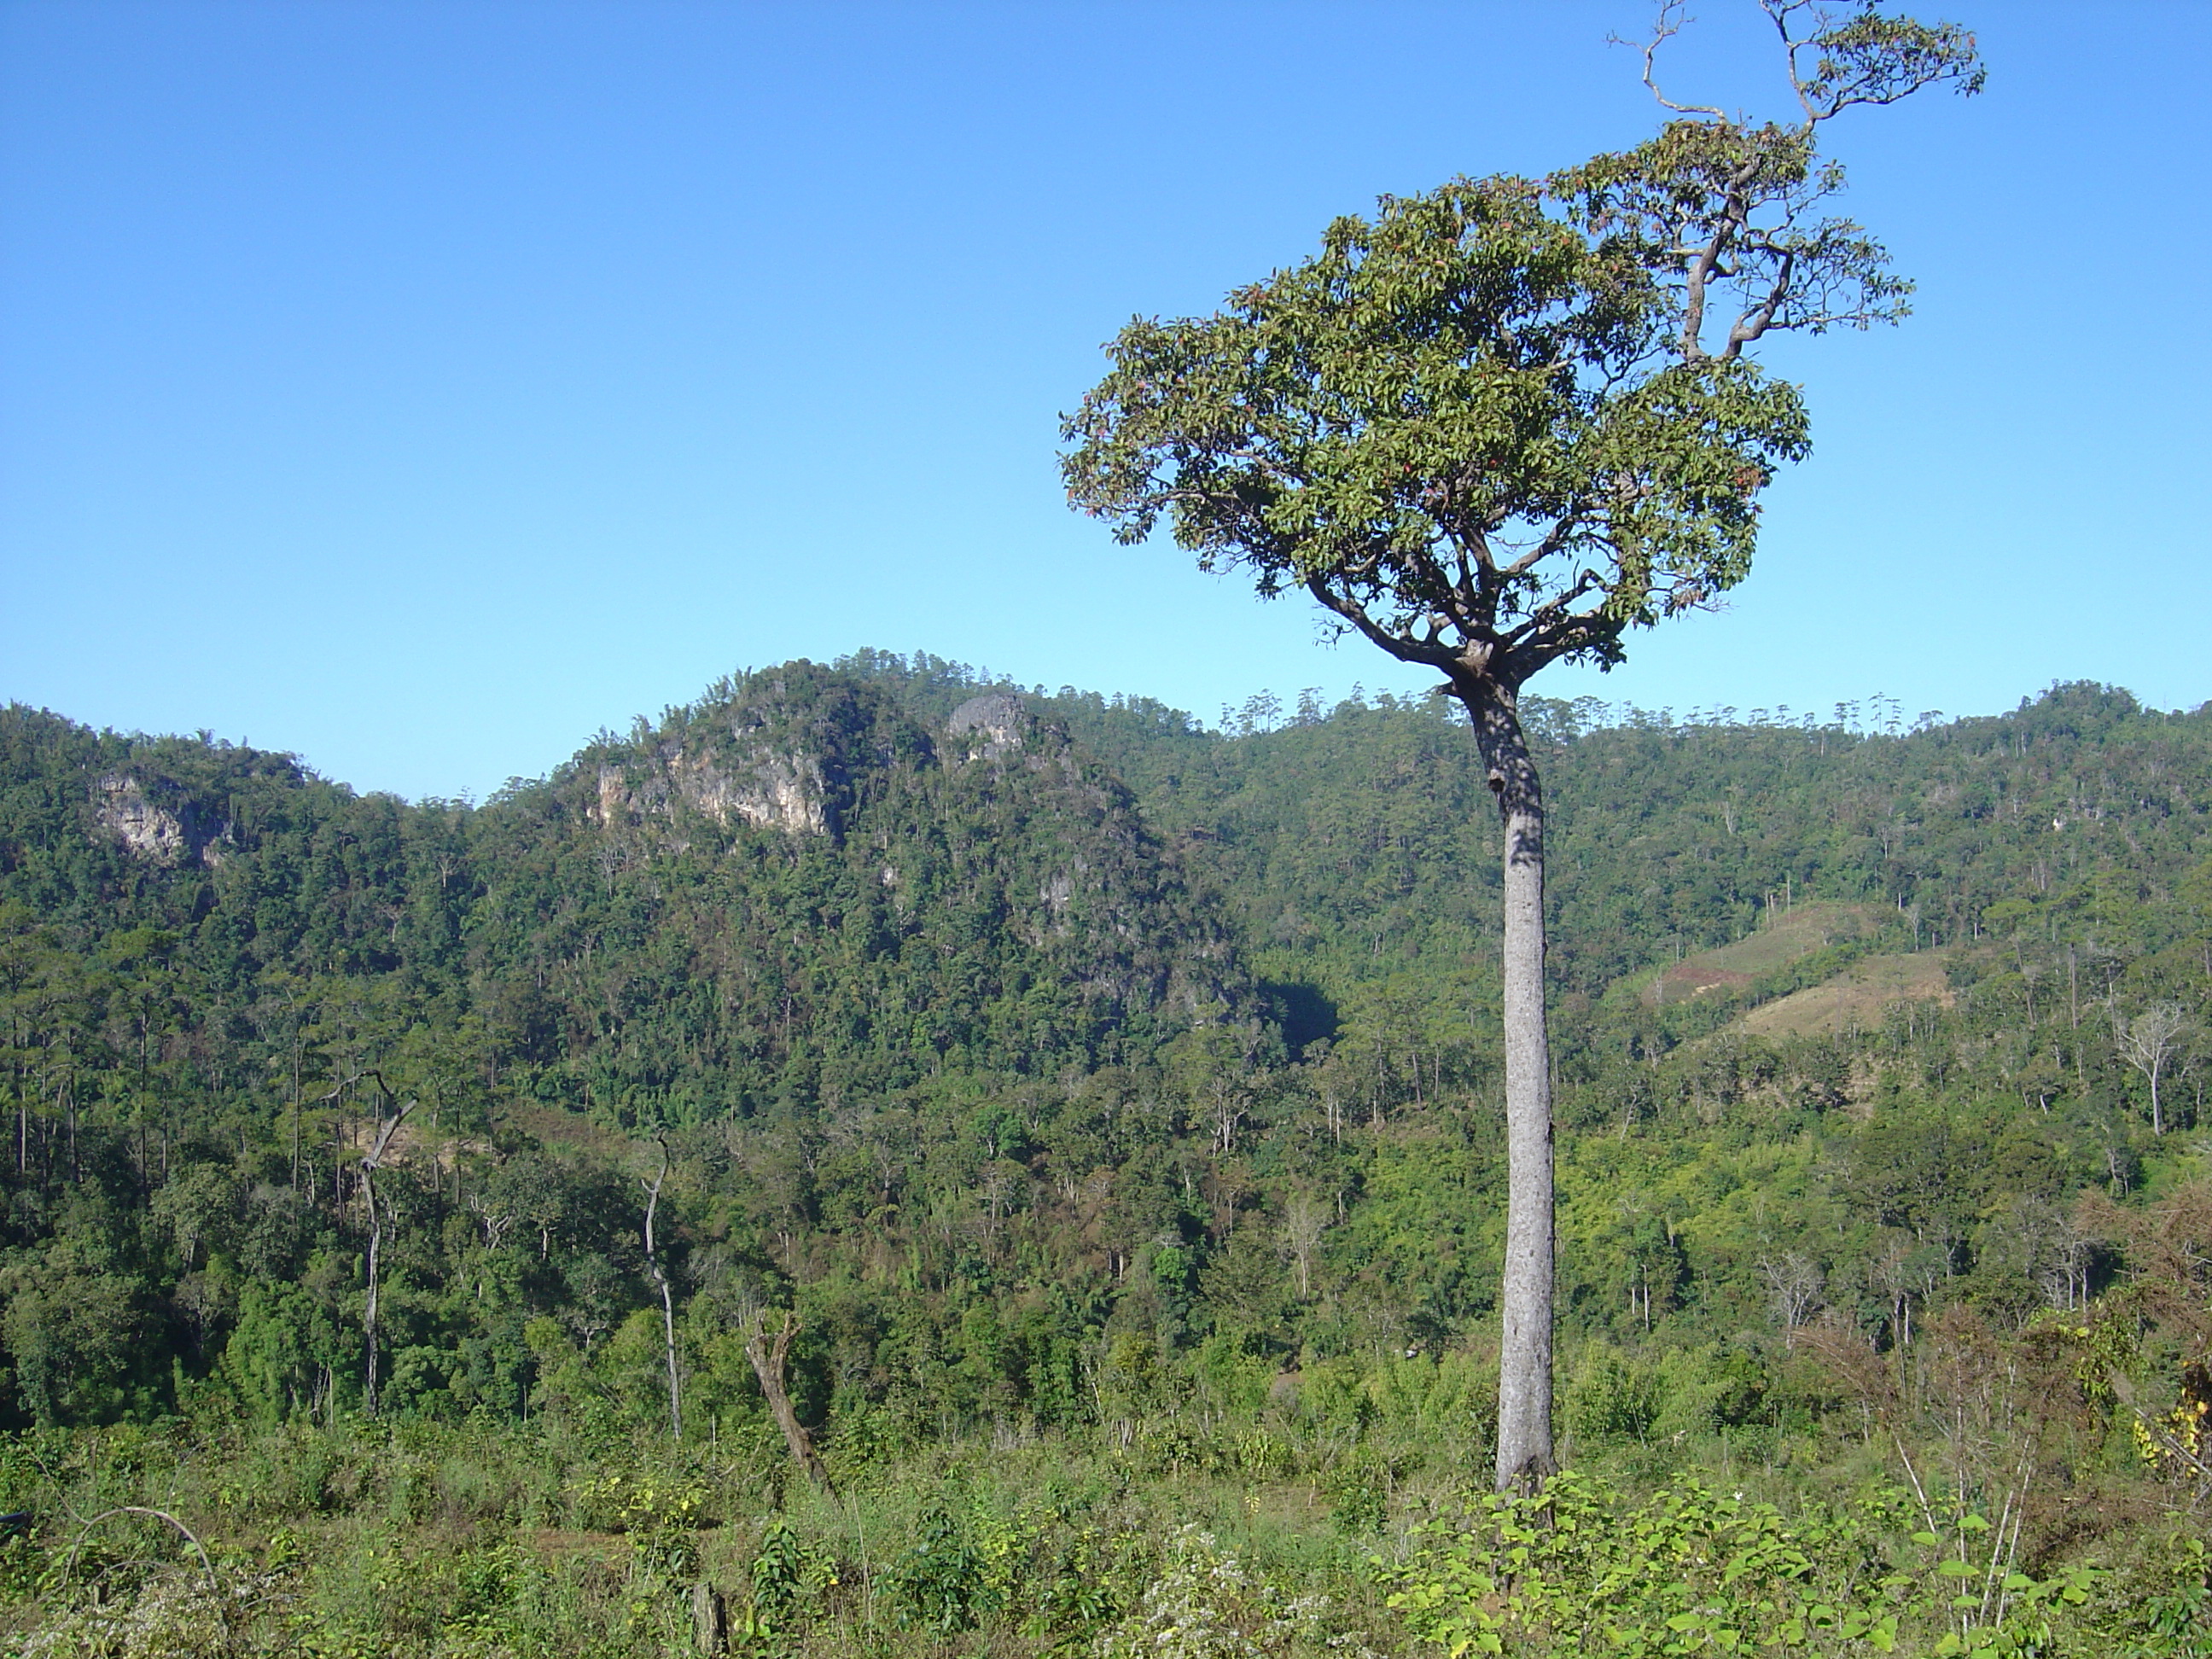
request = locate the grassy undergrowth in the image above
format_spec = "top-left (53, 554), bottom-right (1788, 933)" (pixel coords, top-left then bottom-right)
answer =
top-left (0, 1350), bottom-right (2204, 1658)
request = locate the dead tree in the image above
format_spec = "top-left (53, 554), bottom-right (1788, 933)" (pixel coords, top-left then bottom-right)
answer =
top-left (360, 1088), bottom-right (416, 1419)
top-left (1760, 1252), bottom-right (1825, 1348)
top-left (1283, 1194), bottom-right (1329, 1299)
top-left (640, 1137), bottom-right (683, 1442)
top-left (2116, 1004), bottom-right (2191, 1136)
top-left (745, 1311), bottom-right (835, 1498)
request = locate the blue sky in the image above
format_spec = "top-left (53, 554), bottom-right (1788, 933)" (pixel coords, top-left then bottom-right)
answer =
top-left (3, 1), bottom-right (2206, 800)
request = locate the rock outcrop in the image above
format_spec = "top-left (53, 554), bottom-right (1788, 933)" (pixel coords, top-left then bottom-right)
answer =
top-left (92, 772), bottom-right (228, 867)
top-left (581, 662), bottom-right (934, 845)
top-left (591, 746), bottom-right (832, 840)
top-left (946, 691), bottom-right (1029, 759)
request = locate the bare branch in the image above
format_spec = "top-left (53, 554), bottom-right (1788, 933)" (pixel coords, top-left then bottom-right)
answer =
top-left (744, 1310), bottom-right (837, 1496)
top-left (1724, 247), bottom-right (1799, 355)
top-left (65, 1506), bottom-right (221, 1595)
top-left (363, 1092), bottom-right (416, 1170)
top-left (639, 1135), bottom-right (684, 1441)
top-left (1612, 3), bottom-right (1728, 120)
top-left (1501, 513), bottom-right (1592, 579)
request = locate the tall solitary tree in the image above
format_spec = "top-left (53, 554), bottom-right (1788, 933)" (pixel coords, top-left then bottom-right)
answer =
top-left (1062, 1), bottom-right (1979, 1489)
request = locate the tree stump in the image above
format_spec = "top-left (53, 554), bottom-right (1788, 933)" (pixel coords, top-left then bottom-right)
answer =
top-left (690, 1579), bottom-right (727, 1656)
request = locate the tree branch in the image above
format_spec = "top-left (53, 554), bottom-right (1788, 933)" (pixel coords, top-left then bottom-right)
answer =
top-left (1304, 577), bottom-right (1464, 672)
top-left (1611, 3), bottom-right (1728, 120)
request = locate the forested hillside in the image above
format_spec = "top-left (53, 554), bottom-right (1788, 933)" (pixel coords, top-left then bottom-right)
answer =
top-left (0, 657), bottom-right (2207, 1655)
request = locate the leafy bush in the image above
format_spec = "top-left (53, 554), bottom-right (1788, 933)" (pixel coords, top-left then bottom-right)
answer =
top-left (888, 1503), bottom-right (986, 1633)
top-left (1092, 1525), bottom-right (1371, 1659)
top-left (1566, 1353), bottom-right (1664, 1445)
top-left (1383, 1470), bottom-right (2105, 1657)
top-left (738, 1515), bottom-right (837, 1645)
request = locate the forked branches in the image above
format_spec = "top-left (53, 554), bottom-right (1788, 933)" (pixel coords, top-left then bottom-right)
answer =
top-left (1601, 2), bottom-right (1983, 366)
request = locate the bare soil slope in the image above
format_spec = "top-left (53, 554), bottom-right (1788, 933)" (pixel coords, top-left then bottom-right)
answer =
top-left (1736, 951), bottom-right (1952, 1039)
top-left (1643, 901), bottom-right (1877, 1008)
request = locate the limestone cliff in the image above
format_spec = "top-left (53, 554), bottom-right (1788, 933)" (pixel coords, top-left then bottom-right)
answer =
top-left (581, 662), bottom-right (933, 846)
top-left (91, 771), bottom-right (229, 867)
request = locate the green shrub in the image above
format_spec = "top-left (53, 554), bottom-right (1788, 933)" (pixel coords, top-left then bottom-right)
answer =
top-left (1566, 1353), bottom-right (1664, 1445)
top-left (888, 1502), bottom-right (985, 1633)
top-left (1383, 1469), bottom-right (2105, 1657)
top-left (1091, 1524), bottom-right (1369, 1659)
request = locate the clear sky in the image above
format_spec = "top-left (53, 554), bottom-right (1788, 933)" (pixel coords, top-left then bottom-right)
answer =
top-left (3, 2), bottom-right (2206, 800)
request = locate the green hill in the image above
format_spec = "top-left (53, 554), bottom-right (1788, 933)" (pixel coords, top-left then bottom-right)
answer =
top-left (0, 662), bottom-right (2208, 1653)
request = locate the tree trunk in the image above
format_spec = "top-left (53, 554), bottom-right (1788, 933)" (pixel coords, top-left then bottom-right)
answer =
top-left (360, 1095), bottom-right (415, 1420)
top-left (641, 1140), bottom-right (684, 1442)
top-left (362, 1166), bottom-right (385, 1419)
top-left (1463, 682), bottom-right (1555, 1492)
top-left (745, 1313), bottom-right (836, 1498)
top-left (690, 1578), bottom-right (729, 1655)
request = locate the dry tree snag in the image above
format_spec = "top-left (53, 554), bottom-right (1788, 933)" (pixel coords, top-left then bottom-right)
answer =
top-left (691, 1578), bottom-right (730, 1655)
top-left (745, 1311), bottom-right (835, 1498)
top-left (359, 1086), bottom-right (416, 1420)
top-left (640, 1137), bottom-right (683, 1441)
top-left (2115, 1003), bottom-right (2190, 1135)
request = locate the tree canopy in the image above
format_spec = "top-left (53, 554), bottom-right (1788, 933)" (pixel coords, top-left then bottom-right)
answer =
top-left (1062, 0), bottom-right (1982, 693)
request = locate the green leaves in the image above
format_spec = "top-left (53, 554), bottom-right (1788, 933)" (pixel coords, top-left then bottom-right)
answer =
top-left (1790, 9), bottom-right (1986, 120)
top-left (1383, 1470), bottom-right (2102, 1658)
top-left (1063, 169), bottom-right (1811, 688)
top-left (1065, 7), bottom-right (1980, 694)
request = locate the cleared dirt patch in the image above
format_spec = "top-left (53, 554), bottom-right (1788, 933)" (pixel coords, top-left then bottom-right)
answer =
top-left (504, 1101), bottom-right (634, 1157)
top-left (1646, 900), bottom-right (1878, 1007)
top-left (1736, 952), bottom-right (1951, 1039)
top-left (1654, 963), bottom-right (1755, 1003)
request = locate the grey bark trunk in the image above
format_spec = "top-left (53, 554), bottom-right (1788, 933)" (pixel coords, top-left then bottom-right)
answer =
top-left (363, 1165), bottom-right (383, 1419)
top-left (642, 1142), bottom-right (684, 1441)
top-left (690, 1578), bottom-right (729, 1655)
top-left (745, 1313), bottom-right (837, 1498)
top-left (359, 1097), bottom-right (415, 1421)
top-left (1464, 684), bottom-right (1555, 1491)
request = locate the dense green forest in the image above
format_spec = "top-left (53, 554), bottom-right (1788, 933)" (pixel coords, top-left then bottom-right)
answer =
top-left (0, 655), bottom-right (2207, 1656)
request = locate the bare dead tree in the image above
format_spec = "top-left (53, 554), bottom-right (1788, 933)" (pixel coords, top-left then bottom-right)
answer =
top-left (2116, 1003), bottom-right (2191, 1136)
top-left (359, 1085), bottom-right (416, 1420)
top-left (1760, 1251), bottom-right (1826, 1346)
top-left (1283, 1194), bottom-right (1329, 1299)
top-left (744, 1310), bottom-right (836, 1499)
top-left (640, 1136), bottom-right (683, 1442)
top-left (1869, 1232), bottom-right (1918, 1349)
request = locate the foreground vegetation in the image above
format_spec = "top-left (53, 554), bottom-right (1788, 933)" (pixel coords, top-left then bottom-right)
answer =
top-left (3, 1332), bottom-right (2206, 1656)
top-left (0, 661), bottom-right (2208, 1652)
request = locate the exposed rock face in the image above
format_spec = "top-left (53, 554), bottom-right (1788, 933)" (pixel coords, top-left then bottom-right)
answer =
top-left (593, 765), bottom-right (634, 828)
top-left (591, 748), bottom-right (831, 839)
top-left (92, 772), bottom-right (228, 867)
top-left (947, 692), bottom-right (1029, 759)
top-left (581, 662), bottom-right (933, 845)
top-left (677, 747), bottom-right (830, 836)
